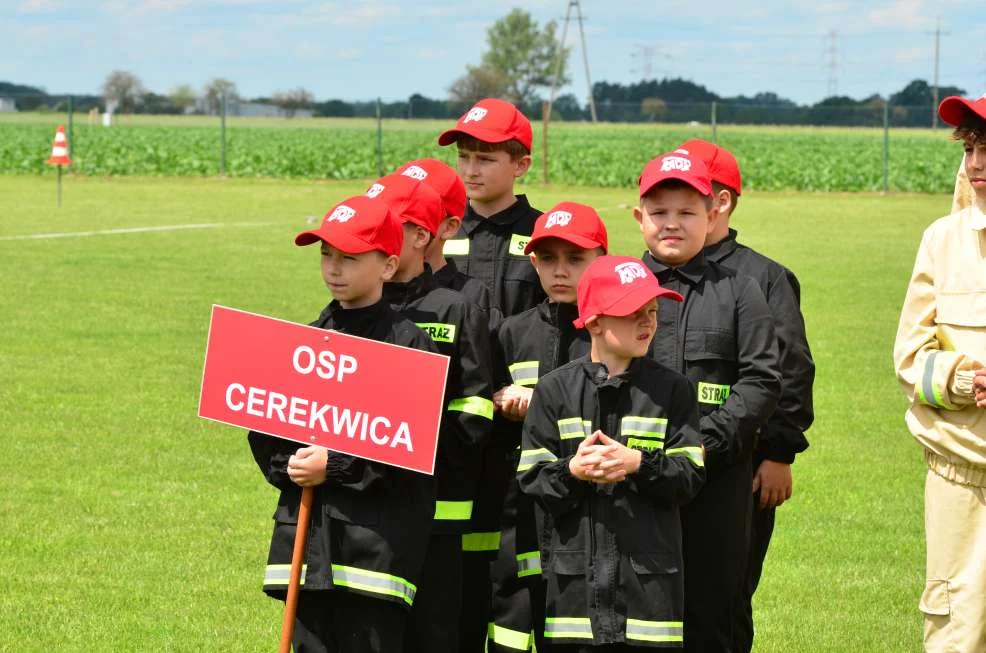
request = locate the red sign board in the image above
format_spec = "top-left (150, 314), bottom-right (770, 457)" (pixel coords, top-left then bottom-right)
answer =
top-left (198, 305), bottom-right (449, 475)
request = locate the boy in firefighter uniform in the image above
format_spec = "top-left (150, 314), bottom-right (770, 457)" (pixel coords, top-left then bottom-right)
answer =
top-left (437, 98), bottom-right (546, 649)
top-left (395, 158), bottom-right (499, 322)
top-left (248, 195), bottom-right (439, 653)
top-left (487, 202), bottom-right (609, 652)
top-left (894, 94), bottom-right (986, 653)
top-left (518, 254), bottom-right (707, 650)
top-left (678, 139), bottom-right (816, 653)
top-left (367, 173), bottom-right (495, 653)
top-left (635, 151), bottom-right (781, 652)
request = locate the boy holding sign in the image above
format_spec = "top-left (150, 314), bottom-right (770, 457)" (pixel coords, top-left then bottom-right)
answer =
top-left (248, 195), bottom-right (439, 653)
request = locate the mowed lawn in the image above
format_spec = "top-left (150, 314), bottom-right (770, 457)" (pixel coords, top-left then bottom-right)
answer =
top-left (0, 175), bottom-right (946, 652)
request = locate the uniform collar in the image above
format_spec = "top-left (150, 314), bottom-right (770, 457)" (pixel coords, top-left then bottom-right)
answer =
top-left (703, 228), bottom-right (739, 263)
top-left (538, 299), bottom-right (580, 328)
top-left (433, 258), bottom-right (462, 283)
top-left (315, 298), bottom-right (391, 332)
top-left (382, 264), bottom-right (436, 308)
top-left (461, 195), bottom-right (533, 235)
top-left (641, 249), bottom-right (708, 285)
top-left (580, 357), bottom-right (644, 388)
top-left (971, 198), bottom-right (986, 231)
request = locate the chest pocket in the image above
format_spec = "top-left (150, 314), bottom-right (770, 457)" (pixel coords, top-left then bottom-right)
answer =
top-left (936, 291), bottom-right (986, 329)
top-left (683, 328), bottom-right (737, 407)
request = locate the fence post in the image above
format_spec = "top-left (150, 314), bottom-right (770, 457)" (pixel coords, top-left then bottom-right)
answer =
top-left (711, 101), bottom-right (717, 144)
top-left (220, 90), bottom-right (227, 176)
top-left (883, 101), bottom-right (890, 193)
top-left (542, 100), bottom-right (550, 185)
top-left (66, 95), bottom-right (73, 159)
top-left (376, 98), bottom-right (384, 177)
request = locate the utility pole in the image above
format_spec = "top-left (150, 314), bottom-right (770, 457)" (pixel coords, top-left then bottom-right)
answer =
top-left (823, 29), bottom-right (839, 97)
top-left (547, 0), bottom-right (597, 123)
top-left (929, 17), bottom-right (950, 128)
top-left (631, 45), bottom-right (655, 80)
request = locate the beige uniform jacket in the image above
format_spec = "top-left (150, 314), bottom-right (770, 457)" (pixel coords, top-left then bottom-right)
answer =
top-left (953, 162), bottom-right (973, 213)
top-left (894, 198), bottom-right (986, 484)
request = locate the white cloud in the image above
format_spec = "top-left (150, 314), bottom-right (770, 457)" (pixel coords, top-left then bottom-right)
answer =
top-left (894, 45), bottom-right (926, 64)
top-left (334, 48), bottom-right (361, 60)
top-left (416, 48), bottom-right (447, 60)
top-left (17, 0), bottom-right (63, 13)
top-left (868, 0), bottom-right (934, 29)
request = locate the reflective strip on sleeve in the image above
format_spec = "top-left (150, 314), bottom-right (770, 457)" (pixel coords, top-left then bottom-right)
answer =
top-left (489, 622), bottom-right (533, 651)
top-left (917, 351), bottom-right (948, 408)
top-left (435, 500), bottom-right (473, 521)
top-left (509, 361), bottom-right (540, 386)
top-left (666, 446), bottom-right (705, 467)
top-left (517, 448), bottom-right (558, 472)
top-left (264, 563), bottom-right (307, 587)
top-left (508, 233), bottom-right (531, 256)
top-left (620, 416), bottom-right (667, 440)
top-left (448, 396), bottom-right (495, 420)
top-left (544, 617), bottom-right (594, 639)
top-left (516, 551), bottom-right (542, 578)
top-left (557, 417), bottom-right (592, 440)
top-left (330, 564), bottom-right (417, 606)
top-left (626, 619), bottom-right (683, 643)
top-left (443, 239), bottom-right (469, 256)
top-left (415, 322), bottom-right (457, 344)
top-left (463, 531), bottom-right (501, 552)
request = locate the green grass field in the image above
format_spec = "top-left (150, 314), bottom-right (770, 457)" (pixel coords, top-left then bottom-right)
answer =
top-left (0, 174), bottom-right (945, 651)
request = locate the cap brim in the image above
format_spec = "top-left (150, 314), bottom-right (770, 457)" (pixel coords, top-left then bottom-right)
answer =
top-left (438, 124), bottom-right (513, 147)
top-left (572, 285), bottom-right (683, 329)
top-left (639, 172), bottom-right (712, 198)
top-left (294, 228), bottom-right (377, 254)
top-left (938, 96), bottom-right (981, 127)
top-left (524, 233), bottom-right (606, 255)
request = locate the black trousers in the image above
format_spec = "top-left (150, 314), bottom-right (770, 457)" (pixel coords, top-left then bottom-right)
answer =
top-left (542, 644), bottom-right (636, 652)
top-left (460, 550), bottom-right (494, 652)
top-left (292, 590), bottom-right (408, 653)
top-left (681, 457), bottom-right (753, 653)
top-left (732, 456), bottom-right (777, 653)
top-left (404, 533), bottom-right (464, 653)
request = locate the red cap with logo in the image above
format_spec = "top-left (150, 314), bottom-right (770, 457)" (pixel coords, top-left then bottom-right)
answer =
top-left (678, 139), bottom-right (742, 195)
top-left (573, 255), bottom-right (684, 328)
top-left (639, 150), bottom-right (713, 198)
top-left (524, 201), bottom-right (609, 255)
top-left (365, 173), bottom-right (445, 236)
top-left (438, 98), bottom-right (533, 151)
top-left (295, 195), bottom-right (403, 257)
top-left (938, 94), bottom-right (986, 127)
top-left (395, 158), bottom-right (467, 219)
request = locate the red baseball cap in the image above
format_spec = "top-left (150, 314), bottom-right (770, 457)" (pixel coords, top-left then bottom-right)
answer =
top-left (524, 202), bottom-right (609, 255)
top-left (573, 255), bottom-right (683, 328)
top-left (639, 150), bottom-right (713, 198)
top-left (365, 173), bottom-right (445, 236)
top-left (395, 158), bottom-right (467, 219)
top-left (295, 195), bottom-right (403, 257)
top-left (678, 139), bottom-right (742, 195)
top-left (938, 94), bottom-right (986, 127)
top-left (438, 98), bottom-right (533, 151)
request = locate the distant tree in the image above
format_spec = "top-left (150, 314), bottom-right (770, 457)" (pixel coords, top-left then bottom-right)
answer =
top-left (271, 88), bottom-right (315, 118)
top-left (313, 99), bottom-right (355, 118)
top-left (203, 78), bottom-right (239, 115)
top-left (551, 93), bottom-right (584, 121)
top-left (168, 84), bottom-right (197, 113)
top-left (890, 80), bottom-right (965, 108)
top-left (641, 97), bottom-right (668, 121)
top-left (449, 65), bottom-right (510, 107)
top-left (476, 8), bottom-right (569, 105)
top-left (101, 70), bottom-right (144, 113)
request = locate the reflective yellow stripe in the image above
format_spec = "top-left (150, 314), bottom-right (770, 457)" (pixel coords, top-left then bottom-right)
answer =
top-left (666, 446), bottom-right (705, 467)
top-left (330, 564), bottom-right (417, 606)
top-left (264, 563), bottom-right (307, 587)
top-left (448, 396), bottom-right (495, 420)
top-left (516, 551), bottom-right (542, 578)
top-left (544, 617), bottom-right (593, 639)
top-left (434, 500), bottom-right (473, 521)
top-left (517, 448), bottom-right (557, 472)
top-left (918, 351), bottom-right (949, 408)
top-left (557, 417), bottom-right (591, 440)
top-left (508, 233), bottom-right (531, 256)
top-left (509, 361), bottom-right (539, 386)
top-left (463, 531), bottom-right (501, 552)
top-left (489, 623), bottom-right (533, 651)
top-left (626, 619), bottom-right (683, 643)
top-left (620, 415), bottom-right (667, 439)
top-left (444, 239), bottom-right (469, 256)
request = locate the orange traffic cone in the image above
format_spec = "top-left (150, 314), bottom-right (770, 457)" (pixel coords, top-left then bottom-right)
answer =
top-left (46, 125), bottom-right (72, 166)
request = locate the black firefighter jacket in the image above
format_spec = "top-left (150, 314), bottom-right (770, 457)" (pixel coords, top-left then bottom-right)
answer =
top-left (383, 265), bottom-right (495, 534)
top-left (248, 299), bottom-right (438, 610)
top-left (642, 251), bottom-right (781, 474)
top-left (442, 194), bottom-right (546, 319)
top-left (518, 358), bottom-right (706, 647)
top-left (703, 229), bottom-right (814, 464)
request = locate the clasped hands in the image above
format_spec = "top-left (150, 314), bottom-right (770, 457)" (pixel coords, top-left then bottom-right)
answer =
top-left (568, 430), bottom-right (642, 484)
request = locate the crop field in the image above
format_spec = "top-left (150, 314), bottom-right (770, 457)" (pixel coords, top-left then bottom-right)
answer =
top-left (0, 170), bottom-right (952, 651)
top-left (0, 112), bottom-right (964, 193)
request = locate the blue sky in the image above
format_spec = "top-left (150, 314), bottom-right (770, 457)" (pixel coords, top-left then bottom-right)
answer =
top-left (3, 0), bottom-right (985, 105)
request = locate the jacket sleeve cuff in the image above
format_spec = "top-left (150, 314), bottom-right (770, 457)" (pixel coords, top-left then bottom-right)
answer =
top-left (950, 369), bottom-right (977, 401)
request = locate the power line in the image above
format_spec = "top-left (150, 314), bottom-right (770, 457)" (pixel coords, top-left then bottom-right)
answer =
top-left (928, 17), bottom-right (950, 128)
top-left (548, 0), bottom-right (597, 123)
top-left (823, 29), bottom-right (838, 97)
top-left (630, 45), bottom-right (672, 80)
